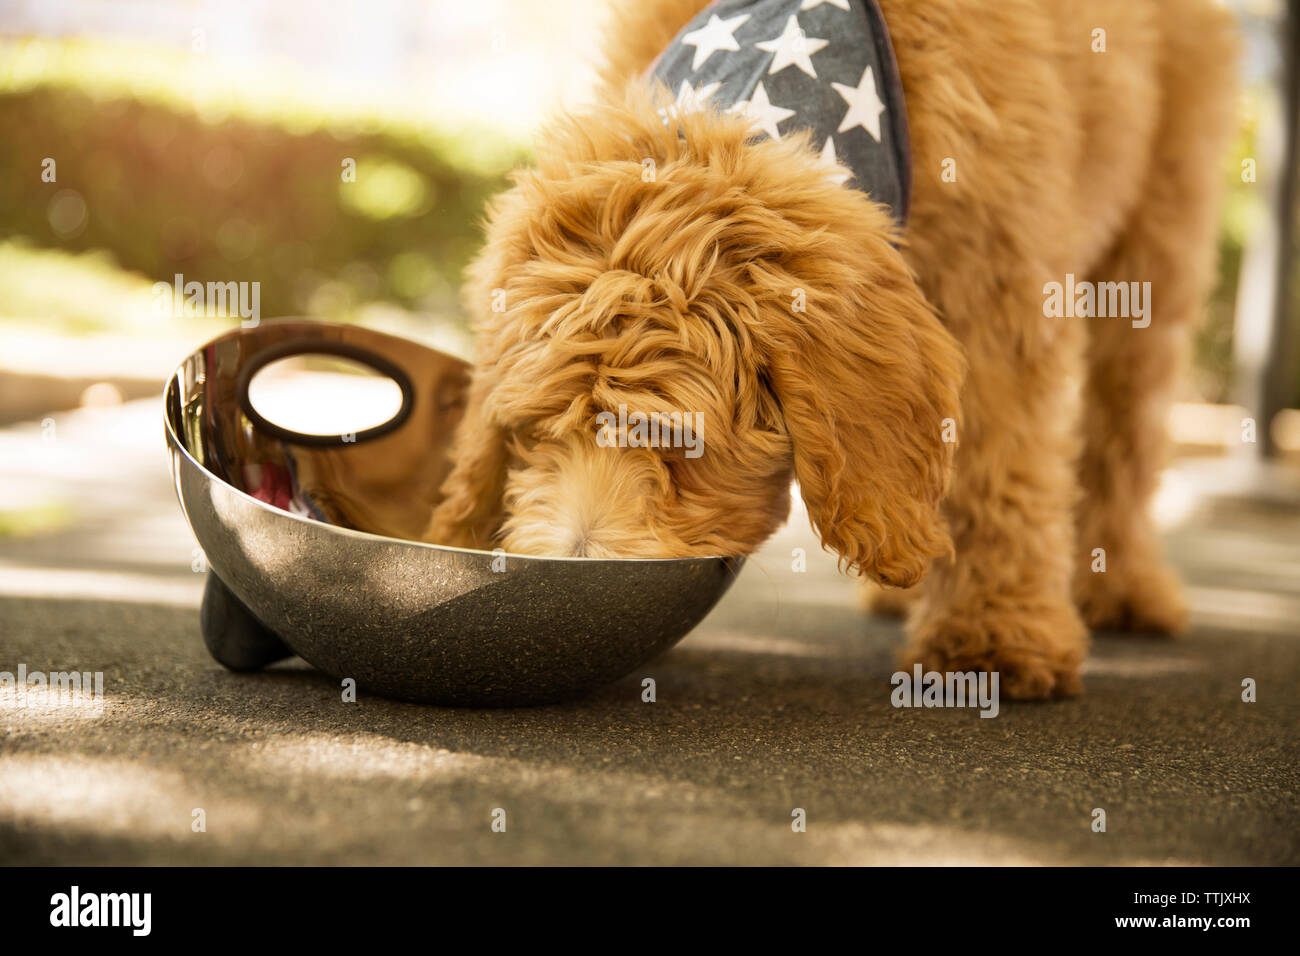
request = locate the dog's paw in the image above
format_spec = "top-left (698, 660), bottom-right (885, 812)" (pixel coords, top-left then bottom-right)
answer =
top-left (859, 579), bottom-right (917, 618)
top-left (900, 602), bottom-right (1086, 700)
top-left (1074, 559), bottom-right (1188, 635)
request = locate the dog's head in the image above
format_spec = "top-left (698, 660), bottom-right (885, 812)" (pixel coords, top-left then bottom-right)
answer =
top-left (463, 94), bottom-right (963, 587)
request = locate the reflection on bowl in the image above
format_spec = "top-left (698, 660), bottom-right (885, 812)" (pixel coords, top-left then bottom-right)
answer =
top-left (165, 319), bottom-right (741, 706)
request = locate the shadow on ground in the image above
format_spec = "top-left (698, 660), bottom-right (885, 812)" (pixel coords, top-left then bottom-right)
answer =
top-left (1, 400), bottom-right (1297, 864)
top-left (1, 563), bottom-right (1296, 864)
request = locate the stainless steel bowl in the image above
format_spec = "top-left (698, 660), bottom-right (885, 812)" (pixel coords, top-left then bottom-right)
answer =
top-left (164, 320), bottom-right (740, 706)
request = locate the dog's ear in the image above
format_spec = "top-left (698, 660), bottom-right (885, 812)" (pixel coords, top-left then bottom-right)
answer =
top-left (762, 204), bottom-right (964, 588)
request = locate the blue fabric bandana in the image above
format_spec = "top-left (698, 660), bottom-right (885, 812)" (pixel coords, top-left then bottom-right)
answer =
top-left (647, 0), bottom-right (912, 224)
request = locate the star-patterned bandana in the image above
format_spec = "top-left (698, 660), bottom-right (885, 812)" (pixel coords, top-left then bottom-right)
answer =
top-left (647, 0), bottom-right (911, 224)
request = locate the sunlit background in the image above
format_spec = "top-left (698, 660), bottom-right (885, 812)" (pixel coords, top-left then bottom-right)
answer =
top-left (0, 0), bottom-right (605, 419)
top-left (0, 0), bottom-right (1296, 429)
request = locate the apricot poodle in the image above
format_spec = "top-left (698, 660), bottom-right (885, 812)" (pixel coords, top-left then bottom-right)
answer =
top-left (425, 0), bottom-right (1240, 699)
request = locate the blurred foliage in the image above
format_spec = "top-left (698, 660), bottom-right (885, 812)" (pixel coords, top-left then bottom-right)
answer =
top-left (1194, 98), bottom-right (1260, 404)
top-left (0, 38), bottom-right (529, 324)
top-left (1194, 84), bottom-right (1300, 408)
top-left (0, 502), bottom-right (75, 538)
top-left (1196, 233), bottom-right (1242, 404)
top-left (0, 241), bottom-right (157, 334)
top-left (0, 37), bottom-right (1290, 406)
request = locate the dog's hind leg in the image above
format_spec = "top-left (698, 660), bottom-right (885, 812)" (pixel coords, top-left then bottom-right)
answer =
top-left (1073, 4), bottom-right (1239, 634)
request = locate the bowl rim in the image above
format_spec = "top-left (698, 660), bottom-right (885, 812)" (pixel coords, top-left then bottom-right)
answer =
top-left (164, 324), bottom-right (737, 568)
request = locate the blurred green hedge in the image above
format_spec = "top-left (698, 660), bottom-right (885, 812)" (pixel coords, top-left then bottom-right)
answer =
top-left (0, 40), bottom-right (1281, 406)
top-left (0, 50), bottom-right (527, 323)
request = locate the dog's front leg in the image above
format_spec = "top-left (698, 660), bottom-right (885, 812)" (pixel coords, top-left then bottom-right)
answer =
top-left (900, 281), bottom-right (1088, 699)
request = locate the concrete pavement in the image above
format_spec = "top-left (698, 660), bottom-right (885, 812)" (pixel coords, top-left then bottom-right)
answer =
top-left (1, 399), bottom-right (1297, 864)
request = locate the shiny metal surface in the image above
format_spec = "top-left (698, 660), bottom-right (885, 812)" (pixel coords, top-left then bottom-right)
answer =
top-left (165, 320), bottom-right (740, 706)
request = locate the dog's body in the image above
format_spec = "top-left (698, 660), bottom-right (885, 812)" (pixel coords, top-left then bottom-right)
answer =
top-left (426, 0), bottom-right (1239, 698)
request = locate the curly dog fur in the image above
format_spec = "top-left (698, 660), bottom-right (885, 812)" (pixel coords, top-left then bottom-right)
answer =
top-left (426, 0), bottom-right (1240, 699)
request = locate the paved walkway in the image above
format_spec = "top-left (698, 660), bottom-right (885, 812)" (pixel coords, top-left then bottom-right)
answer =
top-left (1, 399), bottom-right (1297, 864)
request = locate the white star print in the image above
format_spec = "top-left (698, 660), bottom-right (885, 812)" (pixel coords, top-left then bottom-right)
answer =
top-left (800, 0), bottom-right (851, 11)
top-left (832, 65), bottom-right (887, 142)
top-left (755, 15), bottom-right (829, 79)
top-left (816, 137), bottom-right (852, 186)
top-left (681, 12), bottom-right (750, 71)
top-left (658, 79), bottom-right (723, 122)
top-left (732, 81), bottom-right (796, 140)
